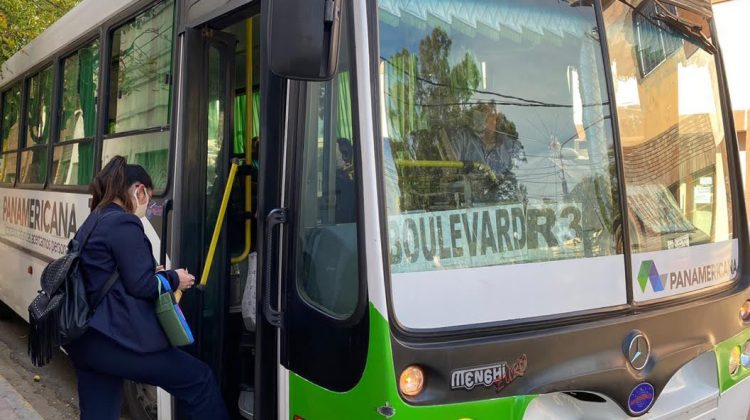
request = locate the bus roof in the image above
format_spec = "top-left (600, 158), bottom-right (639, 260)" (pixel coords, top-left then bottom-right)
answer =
top-left (0, 0), bottom-right (138, 89)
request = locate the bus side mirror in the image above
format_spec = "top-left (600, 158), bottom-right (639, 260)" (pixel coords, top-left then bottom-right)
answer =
top-left (268, 0), bottom-right (342, 81)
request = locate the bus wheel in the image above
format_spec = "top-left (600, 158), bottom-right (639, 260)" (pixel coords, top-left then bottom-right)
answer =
top-left (0, 301), bottom-right (14, 320)
top-left (123, 380), bottom-right (158, 420)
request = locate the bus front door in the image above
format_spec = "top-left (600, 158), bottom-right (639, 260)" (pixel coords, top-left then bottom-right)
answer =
top-left (177, 24), bottom-right (237, 416)
top-left (263, 2), bottom-right (372, 418)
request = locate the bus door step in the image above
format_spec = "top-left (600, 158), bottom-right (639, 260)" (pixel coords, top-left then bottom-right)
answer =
top-left (238, 387), bottom-right (255, 420)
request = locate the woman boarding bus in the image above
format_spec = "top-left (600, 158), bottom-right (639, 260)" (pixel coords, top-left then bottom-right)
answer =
top-left (1, 0), bottom-right (749, 418)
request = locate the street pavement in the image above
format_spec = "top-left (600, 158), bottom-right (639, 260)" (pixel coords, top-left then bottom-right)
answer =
top-left (0, 311), bottom-right (79, 420)
top-left (0, 310), bottom-right (138, 420)
top-left (0, 374), bottom-right (43, 420)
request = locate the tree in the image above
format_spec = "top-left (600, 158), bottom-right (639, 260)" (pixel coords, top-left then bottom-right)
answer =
top-left (0, 0), bottom-right (79, 68)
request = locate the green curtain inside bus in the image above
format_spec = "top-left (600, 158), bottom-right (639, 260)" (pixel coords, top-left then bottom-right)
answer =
top-left (233, 91), bottom-right (260, 156)
top-left (230, 77), bottom-right (351, 159)
top-left (78, 46), bottom-right (97, 182)
top-left (336, 73), bottom-right (353, 140)
top-left (57, 40), bottom-right (98, 185)
top-left (382, 53), bottom-right (420, 145)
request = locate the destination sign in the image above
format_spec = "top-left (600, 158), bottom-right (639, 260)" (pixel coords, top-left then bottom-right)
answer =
top-left (388, 203), bottom-right (583, 272)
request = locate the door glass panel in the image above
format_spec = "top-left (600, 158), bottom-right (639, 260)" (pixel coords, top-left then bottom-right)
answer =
top-left (206, 47), bottom-right (225, 194)
top-left (201, 42), bottom-right (229, 370)
top-left (296, 21), bottom-right (359, 319)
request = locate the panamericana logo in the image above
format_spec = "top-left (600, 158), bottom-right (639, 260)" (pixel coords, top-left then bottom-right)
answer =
top-left (637, 258), bottom-right (737, 294)
top-left (637, 260), bottom-right (665, 293)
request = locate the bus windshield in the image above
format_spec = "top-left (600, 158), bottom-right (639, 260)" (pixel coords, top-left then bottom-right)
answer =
top-left (602, 0), bottom-right (735, 302)
top-left (379, 0), bottom-right (624, 329)
top-left (603, 0), bottom-right (732, 253)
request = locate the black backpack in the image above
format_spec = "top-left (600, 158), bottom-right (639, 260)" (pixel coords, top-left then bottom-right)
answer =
top-left (28, 212), bottom-right (119, 367)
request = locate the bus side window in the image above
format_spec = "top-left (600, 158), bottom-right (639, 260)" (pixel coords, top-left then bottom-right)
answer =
top-left (53, 39), bottom-right (100, 187)
top-left (20, 65), bottom-right (53, 185)
top-left (294, 26), bottom-right (360, 319)
top-left (102, 0), bottom-right (174, 191)
top-left (1, 82), bottom-right (22, 184)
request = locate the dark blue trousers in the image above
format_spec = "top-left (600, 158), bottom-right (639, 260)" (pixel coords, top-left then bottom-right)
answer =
top-left (66, 329), bottom-right (229, 420)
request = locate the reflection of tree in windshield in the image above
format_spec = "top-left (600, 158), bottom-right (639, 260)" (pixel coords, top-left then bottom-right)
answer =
top-left (380, 0), bottom-right (625, 267)
top-left (386, 28), bottom-right (527, 211)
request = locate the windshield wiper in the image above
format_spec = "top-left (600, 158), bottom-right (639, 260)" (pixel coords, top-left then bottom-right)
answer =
top-left (653, 0), bottom-right (717, 54)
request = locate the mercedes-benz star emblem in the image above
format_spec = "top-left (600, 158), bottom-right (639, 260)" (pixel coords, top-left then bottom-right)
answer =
top-left (624, 331), bottom-right (651, 371)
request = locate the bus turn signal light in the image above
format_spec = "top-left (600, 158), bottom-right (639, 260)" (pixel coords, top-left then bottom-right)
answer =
top-left (399, 365), bottom-right (425, 397)
top-left (740, 300), bottom-right (750, 322)
top-left (729, 346), bottom-right (741, 376)
top-left (742, 341), bottom-right (750, 369)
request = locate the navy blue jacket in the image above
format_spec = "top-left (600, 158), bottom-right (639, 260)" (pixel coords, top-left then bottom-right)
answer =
top-left (75, 203), bottom-right (181, 353)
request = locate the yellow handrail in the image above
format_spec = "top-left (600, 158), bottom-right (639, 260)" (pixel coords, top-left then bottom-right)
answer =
top-left (201, 159), bottom-right (241, 287)
top-left (231, 17), bottom-right (254, 265)
top-left (176, 160), bottom-right (240, 303)
top-left (395, 159), bottom-right (498, 183)
top-left (395, 159), bottom-right (464, 168)
top-left (175, 160), bottom-right (240, 303)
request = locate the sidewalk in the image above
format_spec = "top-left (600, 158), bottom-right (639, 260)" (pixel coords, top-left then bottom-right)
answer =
top-left (0, 374), bottom-right (43, 420)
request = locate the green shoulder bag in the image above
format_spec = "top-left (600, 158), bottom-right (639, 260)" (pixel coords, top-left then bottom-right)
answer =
top-left (155, 274), bottom-right (194, 346)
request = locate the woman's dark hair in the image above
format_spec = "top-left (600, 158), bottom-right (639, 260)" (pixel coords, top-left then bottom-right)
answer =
top-left (90, 156), bottom-right (154, 211)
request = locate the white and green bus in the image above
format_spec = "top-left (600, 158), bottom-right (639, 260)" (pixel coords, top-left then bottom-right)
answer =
top-left (1, 0), bottom-right (749, 418)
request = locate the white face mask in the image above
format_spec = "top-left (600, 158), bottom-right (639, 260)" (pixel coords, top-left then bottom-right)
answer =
top-left (132, 188), bottom-right (148, 218)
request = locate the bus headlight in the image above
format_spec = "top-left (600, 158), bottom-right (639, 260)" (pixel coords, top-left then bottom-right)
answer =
top-left (740, 300), bottom-right (750, 322)
top-left (399, 365), bottom-right (425, 397)
top-left (742, 341), bottom-right (750, 369)
top-left (729, 346), bottom-right (741, 376)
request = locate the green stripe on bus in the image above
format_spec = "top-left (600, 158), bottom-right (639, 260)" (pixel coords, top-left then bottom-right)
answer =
top-left (715, 326), bottom-right (750, 393)
top-left (288, 304), bottom-right (536, 419)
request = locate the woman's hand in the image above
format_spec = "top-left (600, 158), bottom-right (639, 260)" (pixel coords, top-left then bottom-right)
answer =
top-left (175, 268), bottom-right (196, 291)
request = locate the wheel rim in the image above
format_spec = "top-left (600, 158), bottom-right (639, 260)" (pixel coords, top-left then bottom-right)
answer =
top-left (131, 382), bottom-right (158, 419)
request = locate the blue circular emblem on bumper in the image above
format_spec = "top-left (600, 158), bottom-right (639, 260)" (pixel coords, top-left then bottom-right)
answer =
top-left (628, 382), bottom-right (655, 414)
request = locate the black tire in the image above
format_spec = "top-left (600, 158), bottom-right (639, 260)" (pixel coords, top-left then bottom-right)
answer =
top-left (123, 380), bottom-right (158, 420)
top-left (0, 300), bottom-right (15, 320)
